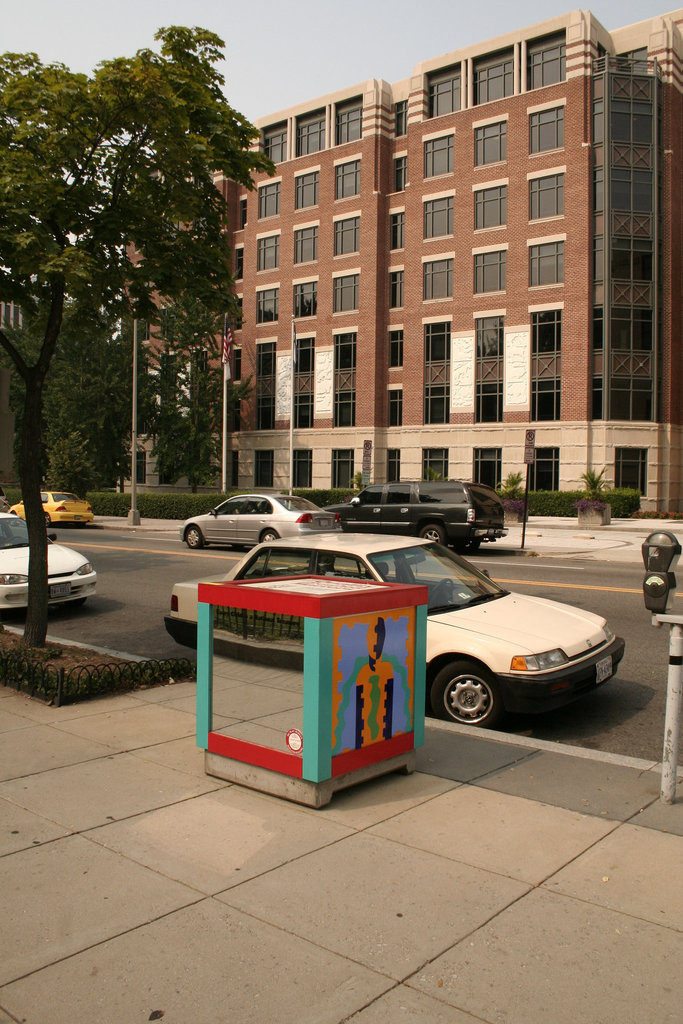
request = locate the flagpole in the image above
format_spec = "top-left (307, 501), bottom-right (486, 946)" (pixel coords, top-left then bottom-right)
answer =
top-left (221, 359), bottom-right (228, 493)
top-left (289, 315), bottom-right (295, 494)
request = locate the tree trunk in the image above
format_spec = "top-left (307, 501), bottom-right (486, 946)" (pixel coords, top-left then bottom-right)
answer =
top-left (21, 372), bottom-right (49, 647)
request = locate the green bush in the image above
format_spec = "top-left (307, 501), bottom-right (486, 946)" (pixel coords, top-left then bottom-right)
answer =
top-left (293, 488), bottom-right (354, 508)
top-left (525, 488), bottom-right (640, 517)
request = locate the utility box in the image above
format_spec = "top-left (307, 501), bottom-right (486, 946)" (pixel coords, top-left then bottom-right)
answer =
top-left (196, 575), bottom-right (428, 807)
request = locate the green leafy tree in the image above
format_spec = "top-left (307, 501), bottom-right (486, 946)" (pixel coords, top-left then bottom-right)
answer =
top-left (46, 431), bottom-right (95, 495)
top-left (0, 27), bottom-right (273, 646)
top-left (150, 298), bottom-right (251, 491)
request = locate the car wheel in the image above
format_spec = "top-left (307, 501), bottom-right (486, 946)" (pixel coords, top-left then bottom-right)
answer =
top-left (185, 525), bottom-right (205, 549)
top-left (430, 659), bottom-right (504, 728)
top-left (418, 522), bottom-right (446, 545)
top-left (260, 529), bottom-right (279, 542)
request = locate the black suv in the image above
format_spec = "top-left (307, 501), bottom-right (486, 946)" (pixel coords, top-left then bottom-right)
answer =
top-left (326, 481), bottom-right (507, 550)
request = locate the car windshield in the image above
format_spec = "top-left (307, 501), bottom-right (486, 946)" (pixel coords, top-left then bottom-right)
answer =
top-left (367, 543), bottom-right (507, 612)
top-left (0, 517), bottom-right (30, 549)
top-left (278, 496), bottom-right (319, 512)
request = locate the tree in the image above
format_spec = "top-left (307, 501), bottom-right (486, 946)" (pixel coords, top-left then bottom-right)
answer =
top-left (150, 298), bottom-right (251, 492)
top-left (0, 27), bottom-right (273, 645)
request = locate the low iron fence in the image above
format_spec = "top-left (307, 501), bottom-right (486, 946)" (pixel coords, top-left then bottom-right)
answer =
top-left (0, 651), bottom-right (196, 706)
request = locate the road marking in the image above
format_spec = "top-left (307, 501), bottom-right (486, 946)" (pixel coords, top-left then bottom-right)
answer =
top-left (493, 576), bottom-right (641, 595)
top-left (58, 541), bottom-right (238, 561)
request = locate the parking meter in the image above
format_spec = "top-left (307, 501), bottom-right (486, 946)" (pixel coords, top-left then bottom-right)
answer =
top-left (642, 532), bottom-right (681, 614)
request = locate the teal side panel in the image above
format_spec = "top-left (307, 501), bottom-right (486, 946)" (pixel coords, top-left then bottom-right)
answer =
top-left (196, 601), bottom-right (213, 749)
top-left (302, 616), bottom-right (334, 783)
top-left (413, 605), bottom-right (427, 748)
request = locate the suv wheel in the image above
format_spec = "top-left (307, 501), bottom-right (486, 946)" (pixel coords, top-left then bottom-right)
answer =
top-left (418, 522), bottom-right (445, 545)
top-left (430, 659), bottom-right (503, 728)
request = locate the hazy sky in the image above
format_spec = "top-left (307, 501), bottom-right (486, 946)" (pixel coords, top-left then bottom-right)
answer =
top-left (0, 0), bottom-right (669, 122)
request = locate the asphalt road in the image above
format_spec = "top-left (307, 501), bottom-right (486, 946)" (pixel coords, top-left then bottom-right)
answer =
top-left (15, 525), bottom-right (679, 764)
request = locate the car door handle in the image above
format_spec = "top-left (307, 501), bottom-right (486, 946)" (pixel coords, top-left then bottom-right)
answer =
top-left (372, 507), bottom-right (381, 512)
top-left (400, 507), bottom-right (408, 513)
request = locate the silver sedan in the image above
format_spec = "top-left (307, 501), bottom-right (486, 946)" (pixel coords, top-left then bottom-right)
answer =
top-left (180, 494), bottom-right (340, 549)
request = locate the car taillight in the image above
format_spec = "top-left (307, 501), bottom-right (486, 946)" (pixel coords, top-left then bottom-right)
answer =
top-left (466, 507), bottom-right (475, 523)
top-left (87, 505), bottom-right (92, 513)
top-left (55, 505), bottom-right (67, 512)
top-left (334, 513), bottom-right (340, 523)
top-left (296, 513), bottom-right (313, 523)
top-left (171, 595), bottom-right (178, 612)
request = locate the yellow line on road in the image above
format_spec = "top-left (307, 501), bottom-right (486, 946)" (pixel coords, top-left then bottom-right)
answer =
top-left (58, 541), bottom-right (236, 560)
top-left (494, 576), bottom-right (641, 595)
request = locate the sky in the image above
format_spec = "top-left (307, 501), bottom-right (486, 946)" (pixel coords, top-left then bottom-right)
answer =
top-left (0, 0), bottom-right (670, 123)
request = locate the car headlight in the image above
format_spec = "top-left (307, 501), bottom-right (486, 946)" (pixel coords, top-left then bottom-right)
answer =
top-left (603, 625), bottom-right (615, 644)
top-left (0, 573), bottom-right (28, 585)
top-left (75, 562), bottom-right (93, 576)
top-left (510, 648), bottom-right (568, 671)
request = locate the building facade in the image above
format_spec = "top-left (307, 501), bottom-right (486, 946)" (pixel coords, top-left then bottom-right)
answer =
top-left (218, 8), bottom-right (683, 509)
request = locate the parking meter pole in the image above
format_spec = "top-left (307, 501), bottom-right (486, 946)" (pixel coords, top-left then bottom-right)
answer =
top-left (659, 619), bottom-right (683, 804)
top-left (521, 465), bottom-right (530, 550)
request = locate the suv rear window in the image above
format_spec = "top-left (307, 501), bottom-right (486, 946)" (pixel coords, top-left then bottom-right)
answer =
top-left (418, 483), bottom-right (466, 504)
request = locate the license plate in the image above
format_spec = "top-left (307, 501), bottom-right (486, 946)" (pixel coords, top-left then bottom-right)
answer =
top-left (73, 515), bottom-right (82, 521)
top-left (318, 518), bottom-right (330, 527)
top-left (596, 656), bottom-right (612, 684)
top-left (49, 582), bottom-right (71, 598)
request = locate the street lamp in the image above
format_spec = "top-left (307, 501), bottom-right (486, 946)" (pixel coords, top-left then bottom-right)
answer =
top-left (127, 317), bottom-right (141, 525)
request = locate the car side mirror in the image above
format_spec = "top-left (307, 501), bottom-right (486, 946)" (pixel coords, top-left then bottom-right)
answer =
top-left (211, 509), bottom-right (218, 517)
top-left (350, 496), bottom-right (360, 506)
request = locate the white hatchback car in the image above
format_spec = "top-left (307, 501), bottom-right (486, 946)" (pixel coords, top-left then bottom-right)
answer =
top-left (0, 513), bottom-right (97, 609)
top-left (165, 533), bottom-right (625, 729)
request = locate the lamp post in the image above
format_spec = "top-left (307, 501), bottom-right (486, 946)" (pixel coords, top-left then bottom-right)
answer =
top-left (127, 318), bottom-right (141, 525)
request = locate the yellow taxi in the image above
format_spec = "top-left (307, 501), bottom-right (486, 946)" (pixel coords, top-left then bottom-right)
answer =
top-left (10, 491), bottom-right (94, 527)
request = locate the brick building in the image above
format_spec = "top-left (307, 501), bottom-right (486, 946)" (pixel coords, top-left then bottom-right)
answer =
top-left (217, 7), bottom-right (683, 510)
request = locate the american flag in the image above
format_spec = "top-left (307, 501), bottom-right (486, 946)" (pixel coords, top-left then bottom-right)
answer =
top-left (222, 315), bottom-right (233, 378)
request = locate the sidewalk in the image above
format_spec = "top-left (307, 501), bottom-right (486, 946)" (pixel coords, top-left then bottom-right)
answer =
top-left (1, 652), bottom-right (682, 1023)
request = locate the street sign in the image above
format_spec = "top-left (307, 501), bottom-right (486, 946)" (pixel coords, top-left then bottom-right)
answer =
top-left (524, 429), bottom-right (536, 465)
top-left (362, 439), bottom-right (372, 485)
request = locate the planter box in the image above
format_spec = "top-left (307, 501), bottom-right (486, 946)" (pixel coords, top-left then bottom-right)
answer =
top-left (577, 504), bottom-right (611, 526)
top-left (504, 511), bottom-right (524, 525)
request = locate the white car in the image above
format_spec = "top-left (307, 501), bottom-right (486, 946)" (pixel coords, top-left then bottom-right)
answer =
top-left (180, 493), bottom-right (340, 549)
top-left (165, 534), bottom-right (624, 729)
top-left (0, 513), bottom-right (96, 609)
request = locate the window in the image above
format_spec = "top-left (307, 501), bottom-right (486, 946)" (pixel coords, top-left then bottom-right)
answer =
top-left (475, 185), bottom-right (507, 229)
top-left (294, 225), bottom-right (318, 264)
top-left (529, 106), bottom-right (564, 153)
top-left (529, 174), bottom-right (564, 219)
top-left (233, 348), bottom-right (242, 381)
top-left (475, 121), bottom-right (507, 165)
top-left (387, 449), bottom-right (401, 482)
top-left (531, 310), bottom-right (562, 420)
top-left (390, 211), bottom-right (405, 249)
top-left (230, 450), bottom-right (239, 486)
top-left (389, 329), bottom-right (403, 367)
top-left (135, 449), bottom-right (146, 485)
top-left (293, 281), bottom-right (317, 318)
top-left (334, 216), bottom-right (360, 255)
top-left (263, 122), bottom-right (287, 161)
top-left (294, 338), bottom-right (314, 428)
top-left (423, 448), bottom-right (449, 480)
top-left (389, 388), bottom-right (403, 426)
top-left (474, 250), bottom-right (506, 292)
top-left (293, 450), bottom-right (313, 488)
top-left (239, 197), bottom-right (247, 228)
top-left (615, 448), bottom-right (647, 494)
top-left (394, 100), bottom-right (407, 136)
top-left (394, 156), bottom-right (407, 192)
top-left (529, 241), bottom-right (564, 286)
top-left (235, 247), bottom-right (244, 279)
top-left (475, 316), bottom-right (504, 423)
top-left (424, 197), bottom-right (453, 238)
top-left (336, 99), bottom-right (362, 144)
top-left (254, 450), bottom-right (274, 488)
top-left (611, 240), bottom-right (653, 283)
top-left (424, 136), bottom-right (453, 177)
top-left (335, 160), bottom-right (360, 199)
top-left (256, 288), bottom-right (278, 323)
top-left (332, 449), bottom-right (354, 488)
top-left (334, 333), bottom-right (356, 427)
top-left (333, 274), bottom-right (359, 312)
top-left (423, 258), bottom-right (453, 300)
top-left (611, 168), bottom-right (653, 213)
top-left (527, 33), bottom-right (566, 89)
top-left (424, 322), bottom-right (450, 424)
top-left (256, 342), bottom-right (276, 430)
top-left (530, 447), bottom-right (560, 490)
top-left (296, 110), bottom-right (325, 156)
top-left (257, 234), bottom-right (279, 271)
top-left (295, 171), bottom-right (319, 209)
top-left (428, 66), bottom-right (461, 117)
top-left (474, 50), bottom-right (513, 104)
top-left (390, 270), bottom-right (404, 308)
top-left (473, 447), bottom-right (501, 489)
top-left (258, 181), bottom-right (280, 218)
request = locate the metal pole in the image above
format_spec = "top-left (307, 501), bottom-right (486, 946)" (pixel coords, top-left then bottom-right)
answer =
top-left (221, 359), bottom-right (228, 493)
top-left (289, 316), bottom-right (295, 494)
top-left (661, 622), bottom-right (683, 803)
top-left (521, 464), bottom-right (530, 550)
top-left (127, 318), bottom-right (141, 526)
